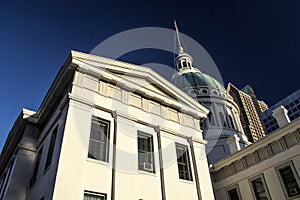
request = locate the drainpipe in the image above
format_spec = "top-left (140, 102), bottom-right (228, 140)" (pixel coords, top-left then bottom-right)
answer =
top-left (187, 137), bottom-right (202, 200)
top-left (154, 126), bottom-right (166, 200)
top-left (111, 111), bottom-right (117, 200)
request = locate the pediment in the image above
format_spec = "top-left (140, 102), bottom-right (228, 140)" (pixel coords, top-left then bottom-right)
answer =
top-left (114, 74), bottom-right (179, 101)
top-left (71, 51), bottom-right (209, 118)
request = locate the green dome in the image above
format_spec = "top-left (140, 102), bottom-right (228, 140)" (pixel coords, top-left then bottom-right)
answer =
top-left (173, 71), bottom-right (225, 91)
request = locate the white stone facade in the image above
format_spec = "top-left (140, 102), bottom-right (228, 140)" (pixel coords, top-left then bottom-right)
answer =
top-left (0, 51), bottom-right (214, 200)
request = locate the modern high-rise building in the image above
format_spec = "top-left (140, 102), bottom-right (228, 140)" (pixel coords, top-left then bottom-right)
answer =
top-left (227, 84), bottom-right (268, 142)
top-left (261, 89), bottom-right (300, 134)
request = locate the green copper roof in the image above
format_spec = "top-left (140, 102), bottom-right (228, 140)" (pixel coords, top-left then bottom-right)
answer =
top-left (173, 71), bottom-right (225, 91)
top-left (241, 85), bottom-right (255, 95)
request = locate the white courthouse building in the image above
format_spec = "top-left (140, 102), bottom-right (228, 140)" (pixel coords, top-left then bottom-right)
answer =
top-left (0, 51), bottom-right (215, 200)
top-left (0, 44), bottom-right (300, 200)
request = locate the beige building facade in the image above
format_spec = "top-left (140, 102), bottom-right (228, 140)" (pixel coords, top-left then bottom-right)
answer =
top-left (212, 117), bottom-right (300, 200)
top-left (228, 83), bottom-right (268, 142)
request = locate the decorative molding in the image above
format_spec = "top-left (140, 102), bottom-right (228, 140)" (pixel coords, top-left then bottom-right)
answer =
top-left (279, 138), bottom-right (288, 150)
top-left (295, 130), bottom-right (300, 143)
top-left (212, 130), bottom-right (300, 182)
top-left (266, 145), bottom-right (274, 157)
top-left (98, 81), bottom-right (108, 96)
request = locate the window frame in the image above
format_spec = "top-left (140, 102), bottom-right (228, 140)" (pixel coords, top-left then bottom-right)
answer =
top-left (0, 161), bottom-right (14, 200)
top-left (225, 184), bottom-right (241, 200)
top-left (175, 143), bottom-right (193, 181)
top-left (219, 112), bottom-right (227, 127)
top-left (276, 160), bottom-right (300, 199)
top-left (30, 146), bottom-right (43, 186)
top-left (84, 190), bottom-right (106, 200)
top-left (228, 115), bottom-right (236, 130)
top-left (44, 125), bottom-right (58, 171)
top-left (208, 112), bottom-right (216, 127)
top-left (137, 132), bottom-right (155, 173)
top-left (88, 116), bottom-right (111, 162)
top-left (249, 174), bottom-right (271, 200)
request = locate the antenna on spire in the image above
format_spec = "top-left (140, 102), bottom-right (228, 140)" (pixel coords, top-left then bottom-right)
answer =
top-left (174, 20), bottom-right (184, 53)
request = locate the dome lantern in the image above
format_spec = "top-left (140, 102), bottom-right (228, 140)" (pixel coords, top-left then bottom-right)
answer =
top-left (174, 20), bottom-right (193, 71)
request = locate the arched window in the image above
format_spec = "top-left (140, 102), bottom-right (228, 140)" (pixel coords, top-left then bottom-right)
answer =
top-left (228, 115), bottom-right (236, 130)
top-left (208, 112), bottom-right (216, 126)
top-left (177, 62), bottom-right (182, 69)
top-left (182, 60), bottom-right (187, 68)
top-left (219, 112), bottom-right (227, 127)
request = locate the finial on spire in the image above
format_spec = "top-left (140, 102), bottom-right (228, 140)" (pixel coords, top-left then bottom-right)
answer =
top-left (174, 20), bottom-right (184, 53)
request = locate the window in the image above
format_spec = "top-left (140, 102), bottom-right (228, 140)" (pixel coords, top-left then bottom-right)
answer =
top-left (0, 171), bottom-right (8, 199)
top-left (177, 62), bottom-right (182, 69)
top-left (226, 185), bottom-right (241, 200)
top-left (277, 162), bottom-right (300, 198)
top-left (138, 132), bottom-right (154, 173)
top-left (228, 115), bottom-right (236, 129)
top-left (208, 112), bottom-right (216, 126)
top-left (219, 112), bottom-right (227, 127)
top-left (290, 116), bottom-right (295, 121)
top-left (267, 116), bottom-right (272, 120)
top-left (30, 147), bottom-right (43, 186)
top-left (182, 60), bottom-right (187, 68)
top-left (84, 191), bottom-right (106, 200)
top-left (250, 174), bottom-right (271, 200)
top-left (175, 143), bottom-right (193, 181)
top-left (0, 162), bottom-right (13, 200)
top-left (88, 117), bottom-right (110, 162)
top-left (44, 126), bottom-right (58, 170)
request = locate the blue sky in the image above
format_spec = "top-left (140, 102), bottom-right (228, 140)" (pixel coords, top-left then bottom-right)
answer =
top-left (0, 0), bottom-right (300, 150)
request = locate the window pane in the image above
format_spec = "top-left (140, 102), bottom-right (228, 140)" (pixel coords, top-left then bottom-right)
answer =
top-left (31, 147), bottom-right (43, 186)
top-left (228, 188), bottom-right (240, 200)
top-left (251, 178), bottom-right (268, 200)
top-left (88, 117), bottom-right (110, 162)
top-left (175, 144), bottom-right (193, 181)
top-left (229, 115), bottom-right (235, 129)
top-left (279, 166), bottom-right (300, 197)
top-left (88, 140), bottom-right (100, 160)
top-left (44, 126), bottom-right (58, 170)
top-left (84, 193), bottom-right (105, 200)
top-left (137, 133), bottom-right (154, 173)
top-left (90, 123), bottom-right (101, 140)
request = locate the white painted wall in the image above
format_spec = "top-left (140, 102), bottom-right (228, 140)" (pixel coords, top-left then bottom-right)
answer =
top-left (50, 69), bottom-right (214, 199)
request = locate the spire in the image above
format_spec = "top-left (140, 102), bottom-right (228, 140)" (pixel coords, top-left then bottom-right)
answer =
top-left (173, 21), bottom-right (193, 71)
top-left (174, 20), bottom-right (184, 53)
